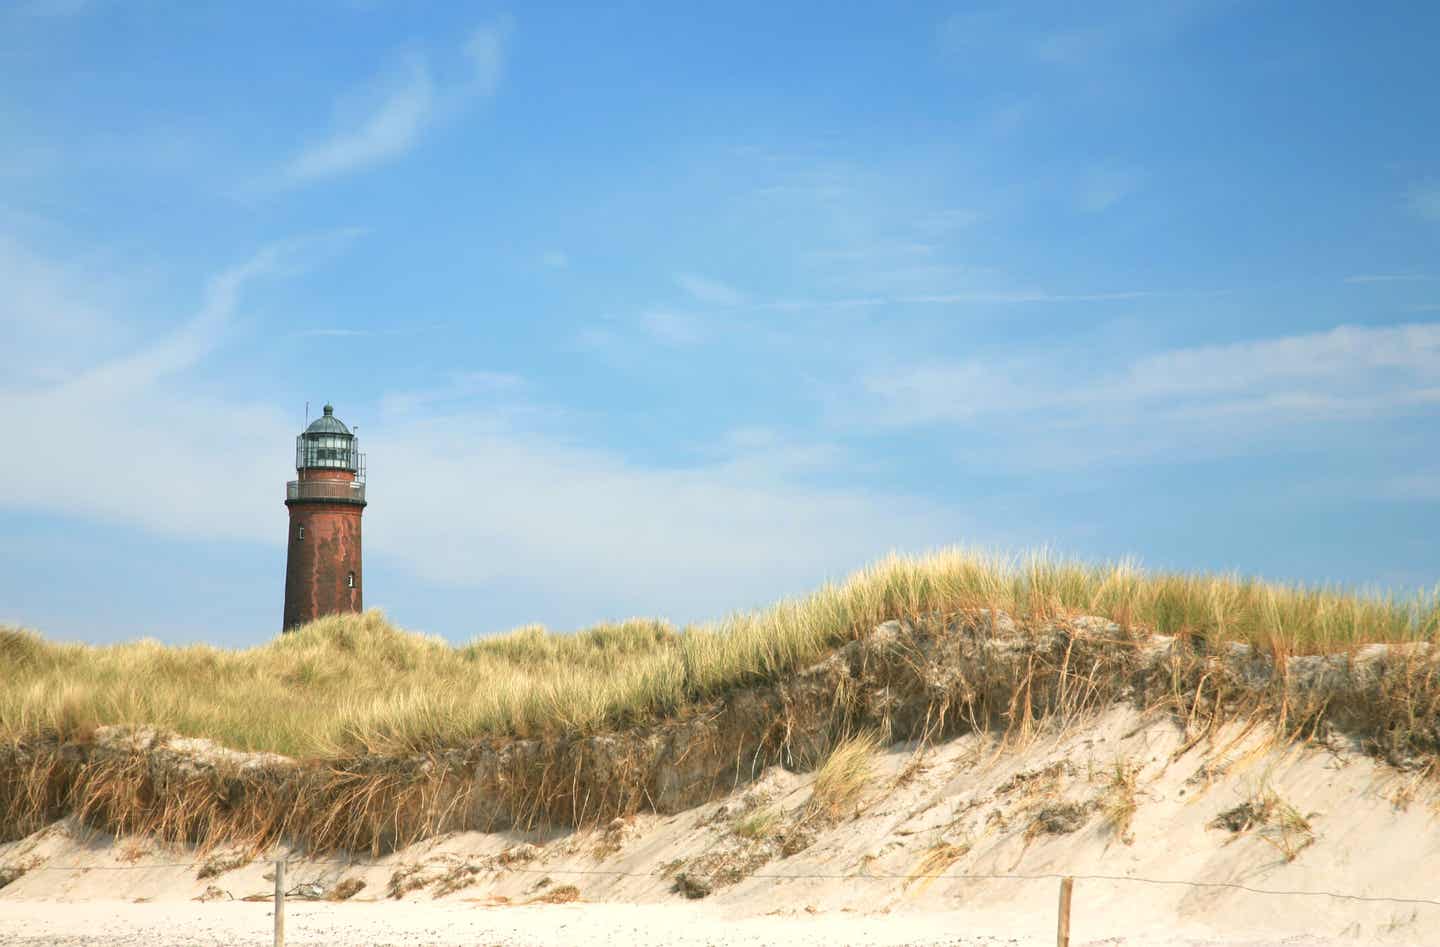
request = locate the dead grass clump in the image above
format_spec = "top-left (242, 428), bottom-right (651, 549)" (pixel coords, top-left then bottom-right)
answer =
top-left (673, 872), bottom-right (712, 899)
top-left (1027, 801), bottom-right (1093, 838)
top-left (672, 844), bottom-right (777, 893)
top-left (117, 838), bottom-right (150, 863)
top-left (1210, 787), bottom-right (1317, 862)
top-left (326, 877), bottom-right (366, 901)
top-left (194, 885), bottom-right (230, 902)
top-left (1211, 795), bottom-right (1275, 833)
top-left (998, 761), bottom-right (1069, 797)
top-left (387, 863), bottom-right (439, 899)
top-left (497, 843), bottom-right (541, 866)
top-left (805, 730), bottom-right (881, 822)
top-left (196, 850), bottom-right (249, 880)
top-left (907, 840), bottom-right (971, 888)
top-left (0, 857), bottom-right (41, 890)
top-left (592, 817), bottom-right (631, 858)
top-left (732, 807), bottom-right (782, 840)
top-left (528, 883), bottom-right (580, 904)
top-left (1098, 759), bottom-right (1142, 843)
top-left (432, 862), bottom-right (484, 897)
top-left (1262, 801), bottom-right (1317, 862)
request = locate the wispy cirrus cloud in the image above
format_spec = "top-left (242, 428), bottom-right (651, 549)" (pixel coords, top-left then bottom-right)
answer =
top-left (0, 233), bottom-right (127, 387)
top-left (0, 233), bottom-right (366, 542)
top-left (379, 371), bottom-right (526, 418)
top-left (674, 272), bottom-right (746, 306)
top-left (640, 309), bottom-right (706, 346)
top-left (759, 287), bottom-right (1171, 312)
top-left (849, 322), bottom-right (1440, 465)
top-left (279, 19), bottom-right (510, 186)
top-left (0, 237), bottom-right (977, 630)
top-left (282, 55), bottom-right (436, 185)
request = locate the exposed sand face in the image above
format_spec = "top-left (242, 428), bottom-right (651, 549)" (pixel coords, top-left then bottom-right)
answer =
top-left (4, 706), bottom-right (1439, 946)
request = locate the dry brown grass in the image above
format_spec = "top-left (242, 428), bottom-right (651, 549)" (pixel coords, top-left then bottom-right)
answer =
top-left (1210, 785), bottom-right (1318, 862)
top-left (3, 549), bottom-right (1434, 758)
top-left (907, 839), bottom-right (971, 888)
top-left (325, 877), bottom-right (366, 901)
top-left (1098, 758), bottom-right (1143, 843)
top-left (804, 730), bottom-right (881, 822)
top-left (731, 807), bottom-right (782, 840)
top-left (528, 883), bottom-right (580, 904)
top-left (0, 548), bottom-right (1436, 854)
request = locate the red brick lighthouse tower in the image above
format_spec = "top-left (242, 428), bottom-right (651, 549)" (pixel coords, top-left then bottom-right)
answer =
top-left (282, 404), bottom-right (366, 631)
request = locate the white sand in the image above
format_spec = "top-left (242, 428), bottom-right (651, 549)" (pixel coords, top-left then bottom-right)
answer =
top-left (5, 707), bottom-right (1439, 946)
top-left (0, 898), bottom-right (1384, 946)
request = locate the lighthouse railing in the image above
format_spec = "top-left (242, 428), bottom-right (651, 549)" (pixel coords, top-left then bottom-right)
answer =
top-left (286, 480), bottom-right (367, 504)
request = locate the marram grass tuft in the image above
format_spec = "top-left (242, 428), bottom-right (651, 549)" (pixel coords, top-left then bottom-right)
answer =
top-left (1, 548), bottom-right (1435, 758)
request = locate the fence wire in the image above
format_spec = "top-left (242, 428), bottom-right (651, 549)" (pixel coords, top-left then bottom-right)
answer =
top-left (4, 857), bottom-right (1439, 909)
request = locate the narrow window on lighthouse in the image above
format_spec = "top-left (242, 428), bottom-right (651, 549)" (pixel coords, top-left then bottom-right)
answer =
top-left (347, 572), bottom-right (355, 588)
top-left (297, 526), bottom-right (305, 541)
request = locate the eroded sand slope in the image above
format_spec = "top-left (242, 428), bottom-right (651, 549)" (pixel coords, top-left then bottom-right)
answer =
top-left (4, 705), bottom-right (1439, 945)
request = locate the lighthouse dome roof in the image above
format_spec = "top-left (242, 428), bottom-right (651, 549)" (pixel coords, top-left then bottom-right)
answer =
top-left (304, 403), bottom-right (352, 436)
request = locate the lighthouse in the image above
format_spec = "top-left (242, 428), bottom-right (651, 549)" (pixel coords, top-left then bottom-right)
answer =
top-left (282, 404), bottom-right (366, 631)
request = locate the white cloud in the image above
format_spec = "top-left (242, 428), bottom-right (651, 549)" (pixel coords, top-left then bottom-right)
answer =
top-left (1118, 323), bottom-right (1440, 394)
top-left (280, 21), bottom-right (510, 186)
top-left (674, 272), bottom-right (746, 306)
top-left (639, 309), bottom-right (705, 346)
top-left (852, 322), bottom-right (1440, 460)
top-left (379, 371), bottom-right (526, 418)
top-left (362, 414), bottom-right (962, 618)
top-left (0, 237), bottom-right (982, 627)
top-left (0, 234), bottom-right (127, 387)
top-left (0, 248), bottom-right (292, 540)
top-left (463, 19), bottom-right (510, 99)
top-left (283, 55), bottom-right (435, 185)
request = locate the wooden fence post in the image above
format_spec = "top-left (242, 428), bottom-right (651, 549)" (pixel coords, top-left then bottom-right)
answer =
top-left (274, 858), bottom-right (285, 947)
top-left (1056, 876), bottom-right (1073, 947)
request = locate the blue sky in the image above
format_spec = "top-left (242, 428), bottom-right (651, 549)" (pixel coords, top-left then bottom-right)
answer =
top-left (2, 1), bottom-right (1437, 646)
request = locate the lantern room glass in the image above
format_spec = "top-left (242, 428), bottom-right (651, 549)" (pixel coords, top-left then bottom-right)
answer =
top-left (295, 433), bottom-right (360, 472)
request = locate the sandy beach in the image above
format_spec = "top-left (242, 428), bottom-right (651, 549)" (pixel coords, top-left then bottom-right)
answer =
top-left (6, 707), bottom-right (1438, 947)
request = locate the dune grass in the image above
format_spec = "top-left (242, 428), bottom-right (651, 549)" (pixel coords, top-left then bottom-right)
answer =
top-left (1, 548), bottom-right (1435, 759)
top-left (805, 730), bottom-right (882, 822)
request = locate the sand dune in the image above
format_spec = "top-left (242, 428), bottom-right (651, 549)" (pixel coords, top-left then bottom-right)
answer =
top-left (5, 705), bottom-right (1438, 945)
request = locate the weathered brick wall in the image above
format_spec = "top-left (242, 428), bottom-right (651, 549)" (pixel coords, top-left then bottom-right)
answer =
top-left (298, 468), bottom-right (356, 483)
top-left (283, 501), bottom-right (363, 631)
